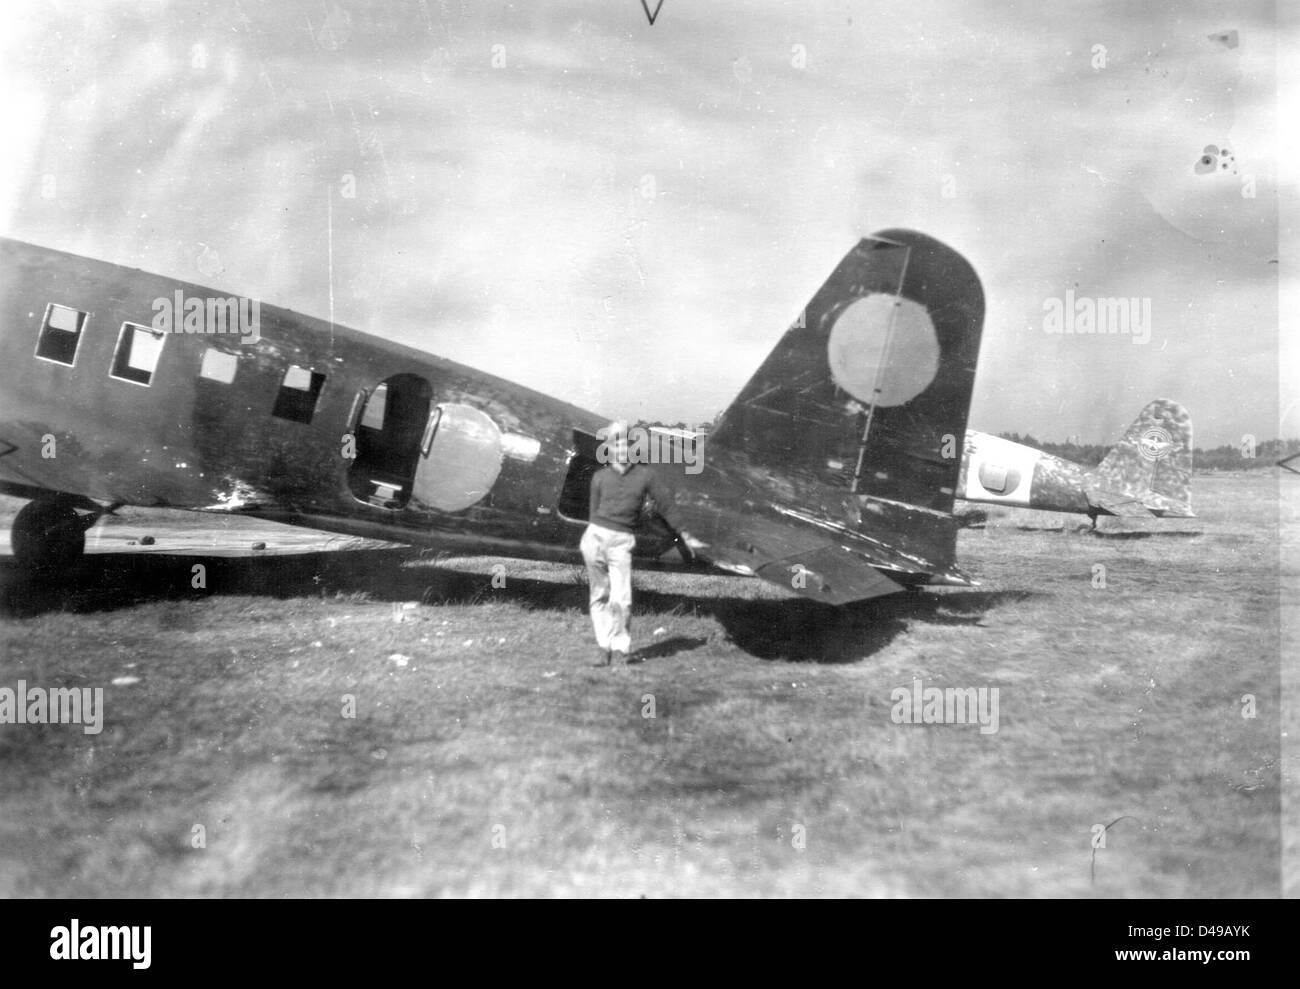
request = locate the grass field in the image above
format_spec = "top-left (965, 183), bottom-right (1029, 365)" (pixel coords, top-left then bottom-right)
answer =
top-left (0, 473), bottom-right (1290, 897)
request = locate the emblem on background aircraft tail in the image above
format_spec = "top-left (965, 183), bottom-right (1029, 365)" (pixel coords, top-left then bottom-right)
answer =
top-left (1137, 426), bottom-right (1175, 462)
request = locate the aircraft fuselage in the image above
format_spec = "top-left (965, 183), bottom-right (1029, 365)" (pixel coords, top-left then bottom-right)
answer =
top-left (0, 238), bottom-right (686, 564)
top-left (0, 230), bottom-right (990, 606)
top-left (955, 430), bottom-right (1091, 514)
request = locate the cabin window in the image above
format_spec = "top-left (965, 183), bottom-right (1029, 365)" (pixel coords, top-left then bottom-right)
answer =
top-left (35, 304), bottom-right (87, 366)
top-left (199, 347), bottom-right (238, 384)
top-left (272, 364), bottom-right (325, 424)
top-left (360, 382), bottom-right (388, 429)
top-left (978, 462), bottom-right (1020, 495)
top-left (110, 321), bottom-right (166, 386)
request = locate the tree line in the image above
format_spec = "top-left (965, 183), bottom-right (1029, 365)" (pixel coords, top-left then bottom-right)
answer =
top-left (995, 433), bottom-right (1300, 471)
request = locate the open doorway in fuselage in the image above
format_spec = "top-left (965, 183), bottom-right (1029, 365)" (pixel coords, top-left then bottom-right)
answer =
top-left (347, 373), bottom-right (432, 509)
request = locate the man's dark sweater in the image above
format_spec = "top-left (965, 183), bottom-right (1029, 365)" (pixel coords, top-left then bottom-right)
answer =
top-left (588, 464), bottom-right (680, 534)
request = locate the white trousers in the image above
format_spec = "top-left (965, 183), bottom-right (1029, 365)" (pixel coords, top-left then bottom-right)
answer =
top-left (580, 524), bottom-right (636, 653)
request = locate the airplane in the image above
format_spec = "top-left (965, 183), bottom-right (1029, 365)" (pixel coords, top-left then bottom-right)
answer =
top-left (0, 229), bottom-right (986, 605)
top-left (955, 400), bottom-right (1195, 528)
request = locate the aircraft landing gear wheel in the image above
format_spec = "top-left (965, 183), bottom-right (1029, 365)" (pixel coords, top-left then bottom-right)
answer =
top-left (11, 500), bottom-right (86, 577)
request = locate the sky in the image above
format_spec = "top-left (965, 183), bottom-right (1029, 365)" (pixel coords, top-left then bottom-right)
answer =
top-left (1, 0), bottom-right (1292, 447)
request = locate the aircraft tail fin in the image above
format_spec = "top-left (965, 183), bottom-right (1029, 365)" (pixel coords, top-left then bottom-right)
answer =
top-left (1088, 399), bottom-right (1194, 517)
top-left (683, 230), bottom-right (985, 602)
top-left (707, 229), bottom-right (984, 514)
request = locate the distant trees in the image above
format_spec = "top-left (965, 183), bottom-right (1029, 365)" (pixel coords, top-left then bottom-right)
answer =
top-left (1192, 438), bottom-right (1300, 471)
top-left (996, 433), bottom-right (1300, 472)
top-left (997, 433), bottom-right (1107, 467)
top-left (637, 418), bottom-right (714, 433)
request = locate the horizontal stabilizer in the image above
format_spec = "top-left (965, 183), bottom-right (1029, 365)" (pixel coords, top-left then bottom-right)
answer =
top-left (673, 502), bottom-right (906, 604)
top-left (755, 545), bottom-right (905, 604)
top-left (1090, 489), bottom-right (1196, 518)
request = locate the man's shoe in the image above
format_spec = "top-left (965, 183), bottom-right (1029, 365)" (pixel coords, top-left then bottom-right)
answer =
top-left (592, 648), bottom-right (611, 667)
top-left (611, 650), bottom-right (628, 666)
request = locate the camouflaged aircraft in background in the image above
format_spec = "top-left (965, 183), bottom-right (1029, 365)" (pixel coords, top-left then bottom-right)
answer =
top-left (955, 400), bottom-right (1195, 528)
top-left (1, 230), bottom-right (993, 604)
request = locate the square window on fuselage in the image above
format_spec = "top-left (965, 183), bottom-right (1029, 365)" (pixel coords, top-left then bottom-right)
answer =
top-left (199, 347), bottom-right (239, 384)
top-left (35, 303), bottom-right (88, 366)
top-left (110, 322), bottom-right (167, 386)
top-left (272, 364), bottom-right (326, 424)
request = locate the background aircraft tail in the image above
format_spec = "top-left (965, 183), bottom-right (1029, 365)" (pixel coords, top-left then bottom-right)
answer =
top-left (1087, 399), bottom-right (1194, 517)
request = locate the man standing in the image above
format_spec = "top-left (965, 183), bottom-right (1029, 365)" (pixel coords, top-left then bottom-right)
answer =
top-left (581, 421), bottom-right (693, 667)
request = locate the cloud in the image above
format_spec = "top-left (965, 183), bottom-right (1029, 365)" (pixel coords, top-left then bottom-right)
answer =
top-left (0, 0), bottom-right (1286, 443)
